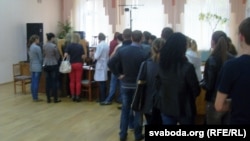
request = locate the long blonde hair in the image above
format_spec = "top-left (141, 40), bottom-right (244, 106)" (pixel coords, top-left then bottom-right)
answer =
top-left (151, 38), bottom-right (166, 62)
top-left (71, 33), bottom-right (80, 43)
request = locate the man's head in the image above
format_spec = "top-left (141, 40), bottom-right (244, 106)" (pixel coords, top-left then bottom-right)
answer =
top-left (239, 17), bottom-right (250, 47)
top-left (131, 30), bottom-right (142, 43)
top-left (161, 27), bottom-right (174, 41)
top-left (122, 28), bottom-right (132, 41)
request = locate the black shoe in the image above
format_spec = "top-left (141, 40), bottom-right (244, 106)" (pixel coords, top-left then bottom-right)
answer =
top-left (117, 105), bottom-right (122, 110)
top-left (75, 98), bottom-right (81, 102)
top-left (135, 134), bottom-right (145, 141)
top-left (54, 100), bottom-right (61, 103)
top-left (100, 101), bottom-right (112, 105)
top-left (120, 136), bottom-right (127, 141)
top-left (33, 99), bottom-right (43, 102)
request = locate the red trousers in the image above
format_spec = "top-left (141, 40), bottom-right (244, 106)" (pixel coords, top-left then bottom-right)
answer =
top-left (69, 63), bottom-right (83, 96)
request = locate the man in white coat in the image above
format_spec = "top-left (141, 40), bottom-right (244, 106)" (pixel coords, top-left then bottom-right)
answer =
top-left (92, 33), bottom-right (109, 103)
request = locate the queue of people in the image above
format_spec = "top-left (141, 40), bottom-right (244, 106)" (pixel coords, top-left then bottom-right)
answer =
top-left (27, 17), bottom-right (250, 141)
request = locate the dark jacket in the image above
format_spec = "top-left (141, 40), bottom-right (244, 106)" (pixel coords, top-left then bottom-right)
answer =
top-left (158, 62), bottom-right (200, 118)
top-left (137, 59), bottom-right (159, 114)
top-left (108, 43), bottom-right (147, 88)
top-left (201, 53), bottom-right (234, 102)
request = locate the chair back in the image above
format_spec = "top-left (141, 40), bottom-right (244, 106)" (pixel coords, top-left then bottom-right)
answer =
top-left (81, 65), bottom-right (98, 101)
top-left (12, 63), bottom-right (31, 94)
top-left (20, 62), bottom-right (30, 75)
top-left (13, 63), bottom-right (21, 77)
top-left (82, 65), bottom-right (95, 84)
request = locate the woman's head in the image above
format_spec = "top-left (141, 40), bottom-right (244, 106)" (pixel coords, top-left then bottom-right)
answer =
top-left (65, 33), bottom-right (72, 43)
top-left (71, 33), bottom-right (81, 43)
top-left (187, 37), bottom-right (198, 52)
top-left (211, 31), bottom-right (229, 64)
top-left (151, 38), bottom-right (165, 62)
top-left (46, 32), bottom-right (55, 41)
top-left (211, 31), bottom-right (227, 49)
top-left (160, 32), bottom-right (187, 70)
top-left (28, 34), bottom-right (39, 47)
top-left (113, 32), bottom-right (120, 40)
top-left (117, 33), bottom-right (123, 42)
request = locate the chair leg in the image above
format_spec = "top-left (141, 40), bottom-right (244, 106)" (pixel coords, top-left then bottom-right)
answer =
top-left (14, 82), bottom-right (17, 94)
top-left (23, 81), bottom-right (27, 94)
top-left (89, 86), bottom-right (92, 101)
top-left (21, 81), bottom-right (25, 94)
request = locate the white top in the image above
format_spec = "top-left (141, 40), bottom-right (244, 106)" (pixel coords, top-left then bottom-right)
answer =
top-left (186, 49), bottom-right (202, 81)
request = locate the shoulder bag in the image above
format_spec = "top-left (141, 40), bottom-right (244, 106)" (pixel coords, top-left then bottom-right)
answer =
top-left (59, 56), bottom-right (71, 73)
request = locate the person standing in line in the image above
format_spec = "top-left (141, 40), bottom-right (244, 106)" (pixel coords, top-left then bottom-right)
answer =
top-left (108, 30), bottom-right (146, 141)
top-left (100, 33), bottom-right (123, 105)
top-left (109, 29), bottom-right (135, 130)
top-left (43, 33), bottom-right (61, 103)
top-left (158, 32), bottom-right (200, 125)
top-left (141, 31), bottom-right (152, 58)
top-left (90, 33), bottom-right (110, 103)
top-left (109, 32), bottom-right (120, 56)
top-left (186, 37), bottom-right (202, 82)
top-left (28, 34), bottom-right (43, 102)
top-left (64, 33), bottom-right (85, 102)
top-left (201, 31), bottom-right (234, 124)
top-left (136, 38), bottom-right (165, 125)
top-left (215, 17), bottom-right (250, 124)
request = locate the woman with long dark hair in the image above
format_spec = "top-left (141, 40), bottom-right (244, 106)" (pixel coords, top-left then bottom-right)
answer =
top-left (158, 32), bottom-right (200, 125)
top-left (201, 31), bottom-right (235, 124)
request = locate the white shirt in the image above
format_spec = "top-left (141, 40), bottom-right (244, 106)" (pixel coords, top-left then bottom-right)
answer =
top-left (186, 49), bottom-right (202, 81)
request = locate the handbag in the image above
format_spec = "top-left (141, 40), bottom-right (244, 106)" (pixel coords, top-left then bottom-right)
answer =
top-left (59, 56), bottom-right (71, 73)
top-left (131, 61), bottom-right (147, 111)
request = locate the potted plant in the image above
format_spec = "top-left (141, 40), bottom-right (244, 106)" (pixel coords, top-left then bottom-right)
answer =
top-left (199, 12), bottom-right (228, 32)
top-left (57, 20), bottom-right (73, 39)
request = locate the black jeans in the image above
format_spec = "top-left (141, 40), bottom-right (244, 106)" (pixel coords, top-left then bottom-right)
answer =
top-left (98, 81), bottom-right (107, 102)
top-left (44, 65), bottom-right (59, 102)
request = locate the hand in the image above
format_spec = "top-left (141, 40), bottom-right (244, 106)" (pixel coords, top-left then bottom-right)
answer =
top-left (118, 74), bottom-right (125, 80)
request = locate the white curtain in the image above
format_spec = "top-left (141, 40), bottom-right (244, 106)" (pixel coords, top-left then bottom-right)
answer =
top-left (183, 0), bottom-right (230, 50)
top-left (246, 0), bottom-right (250, 18)
top-left (72, 0), bottom-right (231, 50)
top-left (73, 0), bottom-right (110, 46)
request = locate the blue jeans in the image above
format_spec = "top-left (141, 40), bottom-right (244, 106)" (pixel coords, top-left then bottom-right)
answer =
top-left (105, 73), bottom-right (121, 102)
top-left (119, 87), bottom-right (143, 140)
top-left (31, 72), bottom-right (41, 100)
top-left (129, 110), bottom-right (134, 129)
top-left (161, 113), bottom-right (194, 125)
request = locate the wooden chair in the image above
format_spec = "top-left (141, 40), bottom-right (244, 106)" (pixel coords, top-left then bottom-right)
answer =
top-left (13, 63), bottom-right (31, 94)
top-left (81, 65), bottom-right (99, 101)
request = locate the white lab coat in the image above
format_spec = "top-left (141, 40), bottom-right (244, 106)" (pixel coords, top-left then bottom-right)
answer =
top-left (93, 40), bottom-right (110, 81)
